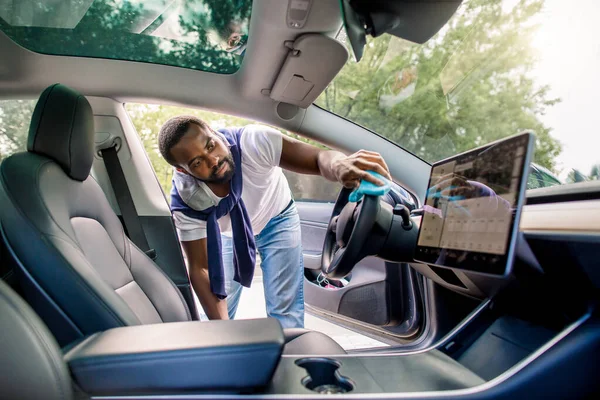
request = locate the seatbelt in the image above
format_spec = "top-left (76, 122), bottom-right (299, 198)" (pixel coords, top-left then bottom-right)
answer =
top-left (101, 146), bottom-right (157, 260)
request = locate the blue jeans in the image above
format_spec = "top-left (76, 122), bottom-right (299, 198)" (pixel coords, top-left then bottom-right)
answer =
top-left (222, 203), bottom-right (305, 328)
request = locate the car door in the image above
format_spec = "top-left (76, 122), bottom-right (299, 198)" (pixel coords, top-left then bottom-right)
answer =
top-left (283, 170), bottom-right (425, 342)
top-left (122, 101), bottom-right (430, 341)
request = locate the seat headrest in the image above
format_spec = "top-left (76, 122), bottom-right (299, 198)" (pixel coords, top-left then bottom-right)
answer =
top-left (27, 84), bottom-right (95, 181)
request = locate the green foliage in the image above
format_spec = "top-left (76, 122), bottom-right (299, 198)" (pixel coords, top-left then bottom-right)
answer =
top-left (125, 103), bottom-right (339, 200)
top-left (0, 100), bottom-right (35, 161)
top-left (0, 99), bottom-right (339, 201)
top-left (0, 0), bottom-right (250, 73)
top-left (317, 0), bottom-right (562, 171)
top-left (126, 103), bottom-right (253, 194)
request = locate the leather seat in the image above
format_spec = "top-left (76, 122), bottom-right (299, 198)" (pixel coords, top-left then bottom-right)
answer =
top-left (0, 83), bottom-right (344, 355)
top-left (0, 279), bottom-right (73, 400)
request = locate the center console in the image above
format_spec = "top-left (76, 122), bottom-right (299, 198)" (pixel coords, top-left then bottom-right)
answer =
top-left (63, 300), bottom-right (585, 398)
top-left (268, 351), bottom-right (484, 395)
top-left (63, 316), bottom-right (485, 396)
top-left (63, 318), bottom-right (486, 396)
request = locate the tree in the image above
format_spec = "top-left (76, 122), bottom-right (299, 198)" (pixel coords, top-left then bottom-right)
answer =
top-left (0, 0), bottom-right (249, 74)
top-left (126, 103), bottom-right (260, 195)
top-left (125, 103), bottom-right (340, 200)
top-left (317, 0), bottom-right (562, 171)
top-left (0, 100), bottom-right (35, 161)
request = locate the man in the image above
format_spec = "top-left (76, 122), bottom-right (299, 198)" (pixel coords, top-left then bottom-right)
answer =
top-left (158, 117), bottom-right (390, 328)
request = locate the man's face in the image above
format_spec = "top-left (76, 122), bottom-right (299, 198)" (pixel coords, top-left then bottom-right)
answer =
top-left (170, 123), bottom-right (235, 184)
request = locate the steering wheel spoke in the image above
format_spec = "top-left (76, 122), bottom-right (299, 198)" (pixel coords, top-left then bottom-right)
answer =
top-left (321, 188), bottom-right (381, 279)
top-left (325, 247), bottom-right (346, 275)
top-left (329, 216), bottom-right (339, 233)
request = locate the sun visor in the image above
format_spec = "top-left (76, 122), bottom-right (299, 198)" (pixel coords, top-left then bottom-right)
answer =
top-left (270, 34), bottom-right (348, 109)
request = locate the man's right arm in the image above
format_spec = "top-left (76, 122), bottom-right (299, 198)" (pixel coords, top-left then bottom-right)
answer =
top-left (180, 238), bottom-right (229, 320)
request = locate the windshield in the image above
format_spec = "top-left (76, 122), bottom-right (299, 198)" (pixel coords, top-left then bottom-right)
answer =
top-left (317, 0), bottom-right (600, 187)
top-left (0, 0), bottom-right (251, 74)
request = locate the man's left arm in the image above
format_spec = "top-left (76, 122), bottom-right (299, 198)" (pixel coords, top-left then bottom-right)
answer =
top-left (279, 135), bottom-right (391, 188)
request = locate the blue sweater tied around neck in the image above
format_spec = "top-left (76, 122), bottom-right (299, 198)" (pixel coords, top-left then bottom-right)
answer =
top-left (170, 128), bottom-right (256, 299)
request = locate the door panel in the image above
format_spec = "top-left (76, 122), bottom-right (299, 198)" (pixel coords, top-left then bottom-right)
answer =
top-left (297, 198), bottom-right (421, 335)
top-left (303, 255), bottom-right (390, 325)
top-left (296, 202), bottom-right (333, 270)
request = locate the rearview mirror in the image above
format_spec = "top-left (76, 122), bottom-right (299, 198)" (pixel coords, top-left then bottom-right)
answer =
top-left (340, 0), bottom-right (462, 61)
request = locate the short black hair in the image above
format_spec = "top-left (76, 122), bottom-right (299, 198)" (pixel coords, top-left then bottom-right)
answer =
top-left (158, 115), bottom-right (209, 166)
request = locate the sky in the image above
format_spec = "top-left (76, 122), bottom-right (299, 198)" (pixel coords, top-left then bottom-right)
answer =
top-left (528, 0), bottom-right (600, 178)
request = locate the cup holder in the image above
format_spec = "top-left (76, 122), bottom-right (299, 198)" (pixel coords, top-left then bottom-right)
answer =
top-left (295, 358), bottom-right (354, 394)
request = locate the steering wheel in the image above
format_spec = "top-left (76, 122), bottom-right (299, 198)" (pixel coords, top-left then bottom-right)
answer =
top-left (321, 188), bottom-right (382, 279)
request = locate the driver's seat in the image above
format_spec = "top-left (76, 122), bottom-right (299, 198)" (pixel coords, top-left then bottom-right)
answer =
top-left (0, 83), bottom-right (344, 355)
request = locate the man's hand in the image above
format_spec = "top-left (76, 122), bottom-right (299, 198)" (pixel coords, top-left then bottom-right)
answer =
top-left (181, 238), bottom-right (230, 320)
top-left (279, 135), bottom-right (391, 188)
top-left (330, 150), bottom-right (392, 188)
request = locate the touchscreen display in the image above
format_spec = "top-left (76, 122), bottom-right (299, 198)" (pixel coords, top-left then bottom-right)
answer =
top-left (414, 133), bottom-right (533, 275)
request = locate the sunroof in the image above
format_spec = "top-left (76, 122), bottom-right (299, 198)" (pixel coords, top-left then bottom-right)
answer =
top-left (0, 0), bottom-right (251, 74)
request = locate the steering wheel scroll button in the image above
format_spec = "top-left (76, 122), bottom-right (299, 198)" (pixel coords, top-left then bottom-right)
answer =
top-left (348, 171), bottom-right (391, 202)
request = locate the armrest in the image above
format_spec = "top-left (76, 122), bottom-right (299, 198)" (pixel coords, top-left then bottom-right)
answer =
top-left (64, 319), bottom-right (284, 395)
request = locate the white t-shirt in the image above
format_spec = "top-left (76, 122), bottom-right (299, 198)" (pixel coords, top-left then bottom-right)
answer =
top-left (172, 125), bottom-right (292, 241)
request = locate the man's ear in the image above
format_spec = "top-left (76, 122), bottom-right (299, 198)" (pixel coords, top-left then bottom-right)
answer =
top-left (176, 167), bottom-right (190, 175)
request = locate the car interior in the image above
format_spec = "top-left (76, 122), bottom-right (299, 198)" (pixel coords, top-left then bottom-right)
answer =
top-left (1, 0), bottom-right (599, 399)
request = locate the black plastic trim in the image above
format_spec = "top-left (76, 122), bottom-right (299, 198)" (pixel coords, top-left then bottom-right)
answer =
top-left (526, 181), bottom-right (600, 204)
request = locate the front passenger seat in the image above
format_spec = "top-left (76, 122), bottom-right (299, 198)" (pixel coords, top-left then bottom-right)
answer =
top-left (0, 83), bottom-right (344, 355)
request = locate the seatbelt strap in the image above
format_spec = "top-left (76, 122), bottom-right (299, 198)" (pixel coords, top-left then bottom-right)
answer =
top-left (101, 146), bottom-right (156, 260)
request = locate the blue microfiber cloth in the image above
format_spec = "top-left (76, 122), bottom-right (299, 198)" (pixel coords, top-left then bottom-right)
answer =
top-left (348, 171), bottom-right (391, 202)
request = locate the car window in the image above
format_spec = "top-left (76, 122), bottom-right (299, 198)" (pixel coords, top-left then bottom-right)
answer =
top-left (527, 164), bottom-right (562, 189)
top-left (125, 103), bottom-right (341, 202)
top-left (317, 0), bottom-right (600, 189)
top-left (527, 173), bottom-right (542, 190)
top-left (0, 0), bottom-right (251, 74)
top-left (538, 169), bottom-right (562, 187)
top-left (283, 171), bottom-right (341, 202)
top-left (0, 99), bottom-right (36, 161)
